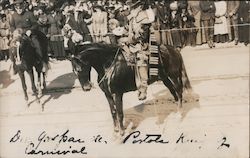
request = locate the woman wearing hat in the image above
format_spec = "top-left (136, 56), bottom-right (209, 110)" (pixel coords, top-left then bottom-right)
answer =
top-left (92, 5), bottom-right (110, 43)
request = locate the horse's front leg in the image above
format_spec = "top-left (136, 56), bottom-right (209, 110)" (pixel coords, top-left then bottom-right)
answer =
top-left (37, 72), bottom-right (42, 96)
top-left (105, 92), bottom-right (119, 133)
top-left (42, 72), bottom-right (47, 91)
top-left (18, 71), bottom-right (28, 102)
top-left (114, 93), bottom-right (125, 136)
top-left (28, 69), bottom-right (40, 103)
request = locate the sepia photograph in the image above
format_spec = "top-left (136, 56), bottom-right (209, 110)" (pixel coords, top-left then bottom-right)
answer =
top-left (0, 0), bottom-right (249, 157)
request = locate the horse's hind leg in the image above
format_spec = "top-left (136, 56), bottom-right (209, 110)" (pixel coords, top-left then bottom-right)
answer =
top-left (171, 75), bottom-right (183, 109)
top-left (163, 76), bottom-right (183, 109)
top-left (162, 78), bottom-right (178, 102)
top-left (18, 72), bottom-right (28, 102)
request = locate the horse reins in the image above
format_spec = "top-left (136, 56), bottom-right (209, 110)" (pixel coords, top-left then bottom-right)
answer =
top-left (97, 47), bottom-right (120, 85)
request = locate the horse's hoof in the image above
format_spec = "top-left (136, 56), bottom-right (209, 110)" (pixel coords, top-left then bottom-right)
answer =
top-left (114, 127), bottom-right (119, 133)
top-left (120, 130), bottom-right (125, 136)
top-left (25, 96), bottom-right (28, 101)
top-left (38, 90), bottom-right (42, 97)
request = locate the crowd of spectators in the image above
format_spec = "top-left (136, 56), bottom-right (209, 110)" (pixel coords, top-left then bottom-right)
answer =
top-left (0, 0), bottom-right (249, 61)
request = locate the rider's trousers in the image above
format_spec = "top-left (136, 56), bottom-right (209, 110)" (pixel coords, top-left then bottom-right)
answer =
top-left (136, 66), bottom-right (148, 93)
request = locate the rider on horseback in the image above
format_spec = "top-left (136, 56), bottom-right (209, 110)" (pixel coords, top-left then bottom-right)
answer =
top-left (9, 0), bottom-right (46, 74)
top-left (125, 0), bottom-right (155, 100)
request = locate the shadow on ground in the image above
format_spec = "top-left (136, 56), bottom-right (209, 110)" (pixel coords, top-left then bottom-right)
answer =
top-left (39, 72), bottom-right (77, 108)
top-left (0, 70), bottom-right (15, 89)
top-left (124, 89), bottom-right (200, 130)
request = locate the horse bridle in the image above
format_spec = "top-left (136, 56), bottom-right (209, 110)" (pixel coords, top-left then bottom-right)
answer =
top-left (72, 47), bottom-right (121, 85)
top-left (97, 47), bottom-right (120, 85)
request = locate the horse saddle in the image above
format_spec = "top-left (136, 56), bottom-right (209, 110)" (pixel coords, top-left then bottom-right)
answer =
top-left (120, 44), bottom-right (141, 66)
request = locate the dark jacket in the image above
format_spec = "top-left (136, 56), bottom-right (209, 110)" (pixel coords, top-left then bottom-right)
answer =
top-left (47, 12), bottom-right (64, 36)
top-left (155, 2), bottom-right (170, 30)
top-left (169, 12), bottom-right (181, 29)
top-left (10, 11), bottom-right (38, 32)
top-left (238, 1), bottom-right (250, 23)
top-left (200, 1), bottom-right (215, 20)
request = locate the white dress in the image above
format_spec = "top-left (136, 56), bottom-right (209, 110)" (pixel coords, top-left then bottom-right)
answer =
top-left (214, 1), bottom-right (228, 35)
top-left (0, 20), bottom-right (10, 50)
top-left (92, 11), bottom-right (110, 43)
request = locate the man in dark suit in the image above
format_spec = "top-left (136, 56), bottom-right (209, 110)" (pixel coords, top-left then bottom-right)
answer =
top-left (153, 0), bottom-right (170, 45)
top-left (238, 1), bottom-right (250, 46)
top-left (9, 0), bottom-right (46, 74)
top-left (200, 0), bottom-right (215, 48)
top-left (227, 1), bottom-right (240, 45)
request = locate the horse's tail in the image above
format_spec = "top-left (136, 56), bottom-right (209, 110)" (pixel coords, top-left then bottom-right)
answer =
top-left (179, 51), bottom-right (192, 91)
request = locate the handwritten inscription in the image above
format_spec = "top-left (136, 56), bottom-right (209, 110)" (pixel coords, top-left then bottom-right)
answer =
top-left (217, 137), bottom-right (230, 149)
top-left (123, 131), bottom-right (230, 150)
top-left (123, 131), bottom-right (169, 144)
top-left (10, 130), bottom-right (87, 155)
top-left (9, 130), bottom-right (230, 155)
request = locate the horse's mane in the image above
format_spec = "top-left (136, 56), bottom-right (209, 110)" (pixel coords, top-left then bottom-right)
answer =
top-left (77, 43), bottom-right (120, 58)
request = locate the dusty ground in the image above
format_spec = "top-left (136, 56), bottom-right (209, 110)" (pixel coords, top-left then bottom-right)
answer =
top-left (0, 42), bottom-right (249, 158)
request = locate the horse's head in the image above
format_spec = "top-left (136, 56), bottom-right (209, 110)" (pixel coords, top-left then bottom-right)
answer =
top-left (70, 54), bottom-right (92, 91)
top-left (10, 29), bottom-right (36, 64)
top-left (69, 43), bottom-right (119, 91)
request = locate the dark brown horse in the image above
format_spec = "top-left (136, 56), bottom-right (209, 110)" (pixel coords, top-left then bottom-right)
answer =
top-left (10, 29), bottom-right (49, 104)
top-left (71, 43), bottom-right (192, 135)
